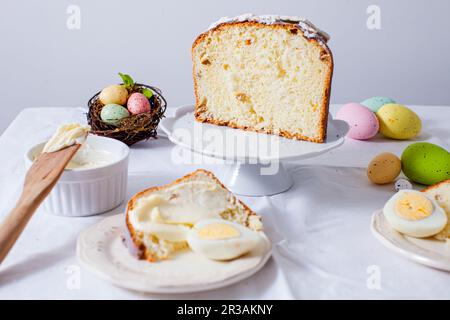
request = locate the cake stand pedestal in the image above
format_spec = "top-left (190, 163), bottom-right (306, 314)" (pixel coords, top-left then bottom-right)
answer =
top-left (214, 162), bottom-right (292, 196)
top-left (160, 105), bottom-right (348, 196)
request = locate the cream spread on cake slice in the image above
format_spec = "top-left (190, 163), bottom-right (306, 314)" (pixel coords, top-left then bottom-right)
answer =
top-left (129, 180), bottom-right (236, 242)
top-left (128, 181), bottom-right (232, 229)
top-left (127, 180), bottom-right (234, 259)
top-left (125, 170), bottom-right (263, 261)
top-left (43, 123), bottom-right (90, 153)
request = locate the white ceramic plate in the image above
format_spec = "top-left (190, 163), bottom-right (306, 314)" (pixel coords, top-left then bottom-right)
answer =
top-left (159, 105), bottom-right (348, 162)
top-left (371, 209), bottom-right (450, 271)
top-left (77, 214), bottom-right (272, 293)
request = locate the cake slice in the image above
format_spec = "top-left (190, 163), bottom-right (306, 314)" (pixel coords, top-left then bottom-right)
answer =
top-left (422, 179), bottom-right (450, 241)
top-left (192, 14), bottom-right (333, 143)
top-left (124, 169), bottom-right (262, 262)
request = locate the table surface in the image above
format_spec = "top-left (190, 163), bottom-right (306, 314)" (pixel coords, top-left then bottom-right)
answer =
top-left (0, 105), bottom-right (449, 299)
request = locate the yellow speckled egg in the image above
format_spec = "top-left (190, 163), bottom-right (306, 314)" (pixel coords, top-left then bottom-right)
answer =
top-left (99, 84), bottom-right (128, 105)
top-left (367, 152), bottom-right (402, 184)
top-left (376, 104), bottom-right (421, 140)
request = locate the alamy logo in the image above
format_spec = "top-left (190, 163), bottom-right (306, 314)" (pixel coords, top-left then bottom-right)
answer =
top-left (65, 265), bottom-right (81, 290)
top-left (66, 5), bottom-right (81, 30)
top-left (169, 125), bottom-right (280, 175)
top-left (366, 5), bottom-right (381, 30)
top-left (366, 265), bottom-right (382, 290)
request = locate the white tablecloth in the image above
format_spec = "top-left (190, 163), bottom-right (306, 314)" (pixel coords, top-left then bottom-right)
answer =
top-left (0, 105), bottom-right (449, 299)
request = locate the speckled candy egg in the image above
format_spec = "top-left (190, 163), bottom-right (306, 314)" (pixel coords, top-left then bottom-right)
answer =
top-left (100, 103), bottom-right (130, 125)
top-left (361, 96), bottom-right (396, 112)
top-left (335, 103), bottom-right (379, 140)
top-left (127, 92), bottom-right (151, 115)
top-left (376, 104), bottom-right (421, 140)
top-left (401, 142), bottom-right (450, 185)
top-left (367, 152), bottom-right (402, 184)
top-left (394, 178), bottom-right (413, 191)
top-left (99, 85), bottom-right (128, 105)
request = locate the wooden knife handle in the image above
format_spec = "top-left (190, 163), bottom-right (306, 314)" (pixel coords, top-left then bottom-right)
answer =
top-left (0, 144), bottom-right (80, 265)
top-left (0, 194), bottom-right (43, 264)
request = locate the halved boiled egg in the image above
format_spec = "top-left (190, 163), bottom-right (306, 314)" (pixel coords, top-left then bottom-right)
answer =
top-left (187, 219), bottom-right (261, 260)
top-left (383, 189), bottom-right (447, 238)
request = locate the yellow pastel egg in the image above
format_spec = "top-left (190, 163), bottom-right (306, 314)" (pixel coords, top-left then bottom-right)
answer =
top-left (99, 84), bottom-right (128, 105)
top-left (376, 104), bottom-right (421, 140)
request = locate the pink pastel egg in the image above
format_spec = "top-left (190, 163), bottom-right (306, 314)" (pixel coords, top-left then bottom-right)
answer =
top-left (336, 103), bottom-right (379, 140)
top-left (127, 92), bottom-right (151, 114)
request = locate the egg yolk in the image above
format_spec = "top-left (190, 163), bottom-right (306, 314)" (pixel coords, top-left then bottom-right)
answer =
top-left (198, 224), bottom-right (240, 240)
top-left (395, 193), bottom-right (433, 221)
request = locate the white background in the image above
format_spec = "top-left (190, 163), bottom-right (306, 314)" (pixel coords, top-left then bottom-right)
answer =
top-left (1, 0), bottom-right (449, 134)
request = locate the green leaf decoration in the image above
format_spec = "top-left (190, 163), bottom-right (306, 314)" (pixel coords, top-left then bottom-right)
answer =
top-left (142, 88), bottom-right (154, 99)
top-left (118, 72), bottom-right (134, 90)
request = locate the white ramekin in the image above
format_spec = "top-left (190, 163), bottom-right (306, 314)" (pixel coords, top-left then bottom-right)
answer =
top-left (25, 135), bottom-right (129, 217)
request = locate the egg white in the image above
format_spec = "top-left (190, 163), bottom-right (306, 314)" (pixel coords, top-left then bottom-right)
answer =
top-left (187, 219), bottom-right (261, 261)
top-left (383, 189), bottom-right (447, 238)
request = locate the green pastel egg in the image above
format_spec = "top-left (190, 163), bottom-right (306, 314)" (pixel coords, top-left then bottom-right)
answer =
top-left (401, 142), bottom-right (450, 185)
top-left (100, 103), bottom-right (130, 125)
top-left (361, 96), bottom-right (396, 112)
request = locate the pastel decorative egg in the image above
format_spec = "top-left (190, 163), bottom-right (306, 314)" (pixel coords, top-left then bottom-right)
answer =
top-left (127, 92), bottom-right (151, 114)
top-left (335, 103), bottom-right (379, 140)
top-left (376, 104), bottom-right (421, 140)
top-left (361, 96), bottom-right (396, 112)
top-left (100, 103), bottom-right (130, 125)
top-left (99, 85), bottom-right (128, 105)
top-left (367, 152), bottom-right (402, 184)
top-left (401, 142), bottom-right (450, 185)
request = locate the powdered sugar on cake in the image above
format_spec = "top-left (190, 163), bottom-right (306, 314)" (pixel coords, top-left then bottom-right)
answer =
top-left (208, 14), bottom-right (330, 45)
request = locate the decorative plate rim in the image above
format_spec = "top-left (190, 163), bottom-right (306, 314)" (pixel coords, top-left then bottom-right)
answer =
top-left (77, 213), bottom-right (273, 294)
top-left (371, 209), bottom-right (450, 272)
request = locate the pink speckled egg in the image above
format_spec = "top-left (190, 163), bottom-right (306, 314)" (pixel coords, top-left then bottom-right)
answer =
top-left (127, 92), bottom-right (151, 114)
top-left (336, 103), bottom-right (379, 140)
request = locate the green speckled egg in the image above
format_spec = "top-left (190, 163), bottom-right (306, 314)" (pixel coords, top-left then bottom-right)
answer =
top-left (401, 142), bottom-right (450, 185)
top-left (100, 103), bottom-right (130, 125)
top-left (361, 96), bottom-right (396, 112)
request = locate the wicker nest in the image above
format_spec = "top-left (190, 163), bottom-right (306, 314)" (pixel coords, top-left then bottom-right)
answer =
top-left (87, 83), bottom-right (167, 146)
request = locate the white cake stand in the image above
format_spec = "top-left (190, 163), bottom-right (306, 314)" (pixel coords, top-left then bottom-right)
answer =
top-left (160, 105), bottom-right (348, 196)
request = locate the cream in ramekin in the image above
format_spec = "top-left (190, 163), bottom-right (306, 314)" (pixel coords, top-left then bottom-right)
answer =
top-left (25, 133), bottom-right (129, 217)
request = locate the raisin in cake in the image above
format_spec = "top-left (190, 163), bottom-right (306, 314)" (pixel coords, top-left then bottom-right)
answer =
top-left (422, 179), bottom-right (450, 241)
top-left (124, 169), bottom-right (262, 262)
top-left (192, 14), bottom-right (333, 143)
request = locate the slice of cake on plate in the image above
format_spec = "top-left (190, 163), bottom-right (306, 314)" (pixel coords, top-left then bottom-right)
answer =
top-left (422, 179), bottom-right (450, 241)
top-left (124, 169), bottom-right (262, 262)
top-left (192, 14), bottom-right (333, 143)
